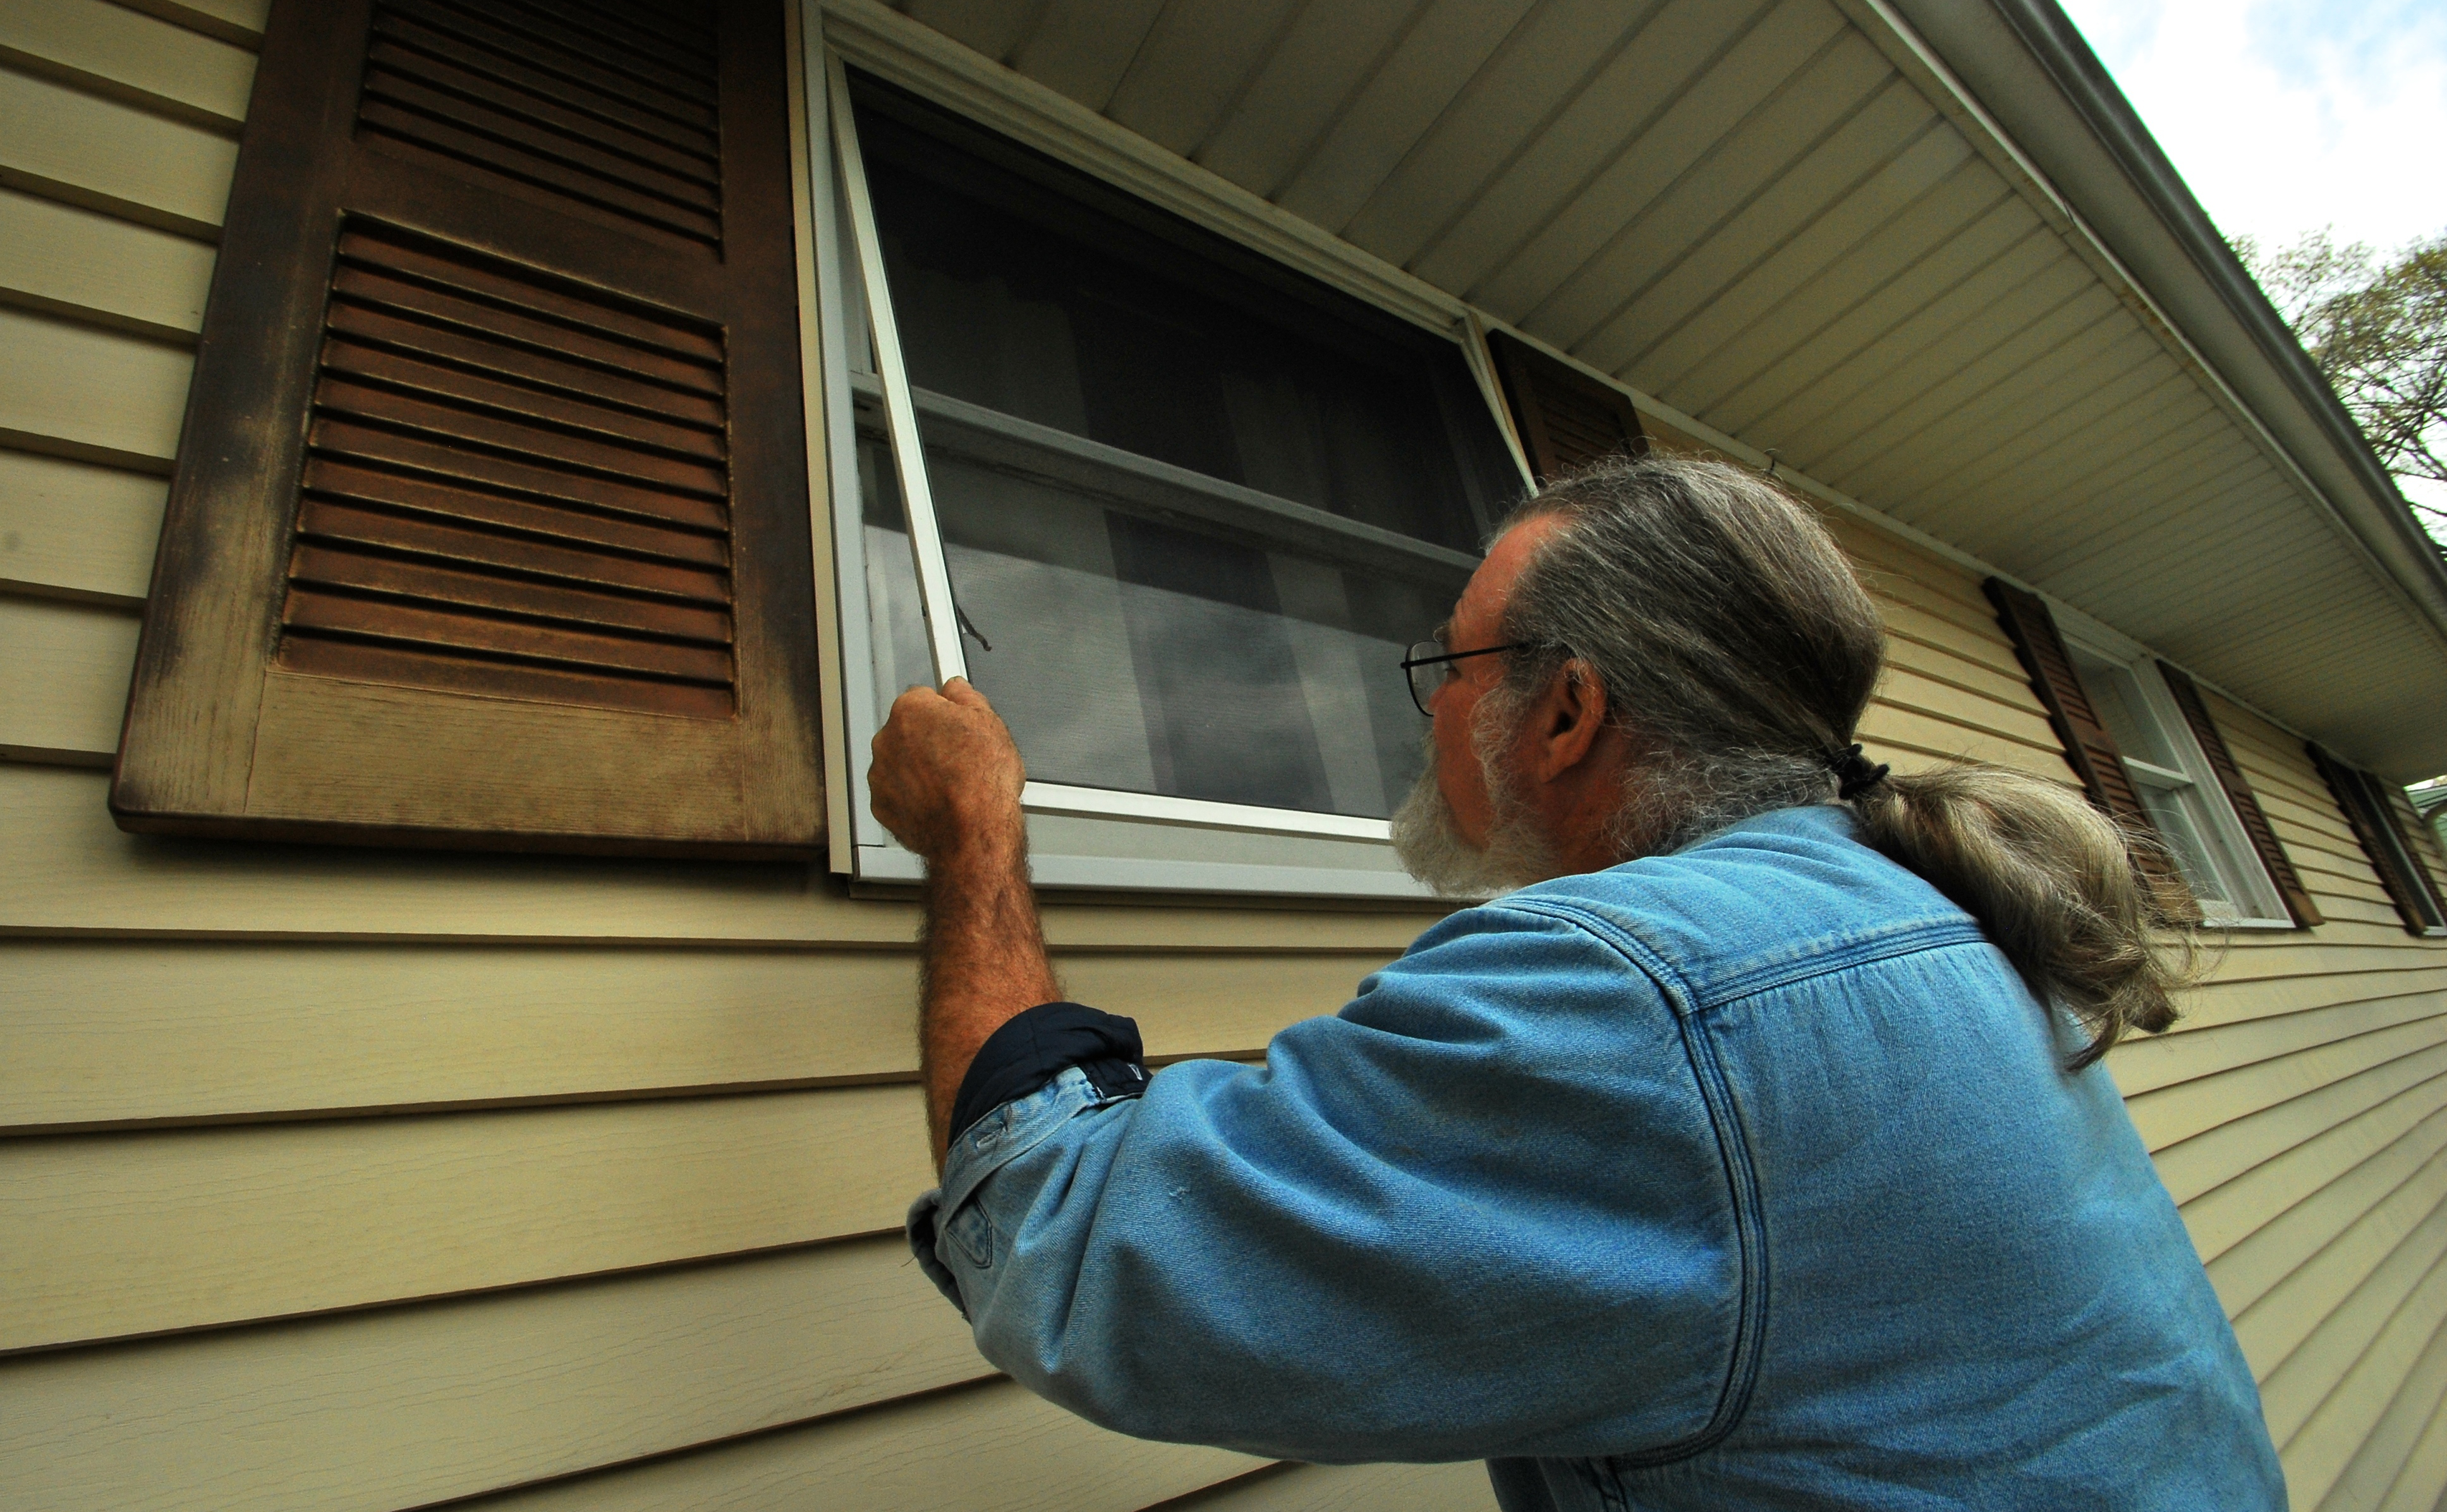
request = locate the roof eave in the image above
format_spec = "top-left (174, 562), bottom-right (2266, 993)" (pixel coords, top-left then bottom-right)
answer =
top-left (1878, 0), bottom-right (2447, 771)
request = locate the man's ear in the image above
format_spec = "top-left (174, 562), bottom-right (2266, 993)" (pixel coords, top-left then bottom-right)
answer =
top-left (1527, 659), bottom-right (1610, 781)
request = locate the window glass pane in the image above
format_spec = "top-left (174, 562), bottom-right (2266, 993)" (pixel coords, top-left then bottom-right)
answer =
top-left (849, 76), bottom-right (1513, 819)
top-left (2135, 785), bottom-right (2232, 910)
top-left (2069, 647), bottom-right (2181, 769)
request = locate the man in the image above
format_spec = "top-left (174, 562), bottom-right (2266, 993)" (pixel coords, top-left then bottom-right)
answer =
top-left (871, 456), bottom-right (2282, 1509)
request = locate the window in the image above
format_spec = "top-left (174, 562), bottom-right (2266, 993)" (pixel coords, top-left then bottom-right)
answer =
top-left (812, 63), bottom-right (1532, 895)
top-left (2314, 750), bottom-right (2447, 936)
top-left (2061, 638), bottom-right (2292, 925)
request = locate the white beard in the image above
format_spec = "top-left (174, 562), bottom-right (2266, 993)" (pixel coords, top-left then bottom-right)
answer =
top-left (1388, 725), bottom-right (1558, 898)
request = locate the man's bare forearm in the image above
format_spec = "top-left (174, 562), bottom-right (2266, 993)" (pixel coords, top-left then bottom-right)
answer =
top-left (919, 829), bottom-right (1062, 1170)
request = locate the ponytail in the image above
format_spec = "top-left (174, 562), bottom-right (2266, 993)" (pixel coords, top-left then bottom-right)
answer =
top-left (1849, 765), bottom-right (2193, 1068)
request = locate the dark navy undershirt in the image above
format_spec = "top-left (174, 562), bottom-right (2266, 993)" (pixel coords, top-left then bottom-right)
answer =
top-left (948, 1001), bottom-right (1151, 1145)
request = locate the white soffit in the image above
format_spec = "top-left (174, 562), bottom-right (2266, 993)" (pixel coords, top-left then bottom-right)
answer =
top-left (838, 0), bottom-right (2447, 778)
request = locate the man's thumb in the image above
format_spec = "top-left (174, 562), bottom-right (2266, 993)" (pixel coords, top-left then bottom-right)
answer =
top-left (942, 675), bottom-right (991, 710)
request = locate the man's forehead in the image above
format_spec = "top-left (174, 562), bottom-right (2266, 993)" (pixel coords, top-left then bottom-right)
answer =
top-left (1454, 512), bottom-right (1565, 631)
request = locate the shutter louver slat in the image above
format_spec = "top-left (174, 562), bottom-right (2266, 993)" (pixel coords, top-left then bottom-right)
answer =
top-left (374, 1), bottom-right (714, 122)
top-left (1485, 329), bottom-right (1646, 481)
top-left (360, 40), bottom-right (719, 183)
top-left (323, 306), bottom-right (727, 421)
top-left (298, 465), bottom-right (730, 568)
top-left (2154, 662), bottom-right (2322, 928)
top-left (114, 0), bottom-right (822, 857)
top-left (309, 419), bottom-right (728, 531)
top-left (1982, 579), bottom-right (2201, 925)
top-left (319, 342), bottom-right (725, 460)
top-left (287, 545), bottom-right (731, 639)
top-left (367, 15), bottom-right (717, 157)
top-left (282, 222), bottom-right (736, 720)
top-left (360, 0), bottom-right (722, 249)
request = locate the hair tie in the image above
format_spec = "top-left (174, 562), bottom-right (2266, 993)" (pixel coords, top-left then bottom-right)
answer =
top-left (1829, 743), bottom-right (1890, 800)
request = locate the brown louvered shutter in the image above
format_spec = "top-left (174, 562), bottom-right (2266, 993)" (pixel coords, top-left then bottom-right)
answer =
top-left (113, 0), bottom-right (823, 857)
top-left (2156, 663), bottom-right (2322, 927)
top-left (2308, 746), bottom-right (2447, 935)
top-left (1982, 580), bottom-right (2199, 924)
top-left (1487, 329), bottom-right (1647, 481)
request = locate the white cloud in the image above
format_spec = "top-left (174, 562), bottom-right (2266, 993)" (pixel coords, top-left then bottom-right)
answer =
top-left (2058, 0), bottom-right (2447, 254)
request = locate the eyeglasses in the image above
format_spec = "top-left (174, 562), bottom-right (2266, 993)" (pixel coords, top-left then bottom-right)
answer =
top-left (1400, 640), bottom-right (1538, 717)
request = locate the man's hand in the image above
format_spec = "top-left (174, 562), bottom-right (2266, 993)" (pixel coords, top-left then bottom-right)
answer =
top-left (868, 677), bottom-right (1060, 1168)
top-left (870, 677), bottom-right (1026, 865)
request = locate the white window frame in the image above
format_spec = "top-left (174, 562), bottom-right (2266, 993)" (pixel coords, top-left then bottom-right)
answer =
top-left (2049, 602), bottom-right (2295, 928)
top-left (794, 13), bottom-right (1534, 896)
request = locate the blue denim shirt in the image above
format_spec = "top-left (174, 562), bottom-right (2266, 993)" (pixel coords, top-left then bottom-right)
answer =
top-left (908, 806), bottom-right (2284, 1509)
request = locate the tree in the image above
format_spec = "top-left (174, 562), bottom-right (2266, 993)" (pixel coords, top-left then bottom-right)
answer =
top-left (2234, 229), bottom-right (2447, 548)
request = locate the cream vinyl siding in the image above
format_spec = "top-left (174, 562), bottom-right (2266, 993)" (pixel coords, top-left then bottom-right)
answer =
top-left (3, 6), bottom-right (2444, 1511)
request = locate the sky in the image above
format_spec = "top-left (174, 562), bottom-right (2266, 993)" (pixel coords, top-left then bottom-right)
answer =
top-left (2057, 0), bottom-right (2447, 524)
top-left (2058, 0), bottom-right (2447, 254)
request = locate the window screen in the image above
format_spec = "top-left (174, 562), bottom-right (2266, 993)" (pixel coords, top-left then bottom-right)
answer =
top-left (847, 78), bottom-right (1520, 825)
top-left (2067, 645), bottom-right (2285, 921)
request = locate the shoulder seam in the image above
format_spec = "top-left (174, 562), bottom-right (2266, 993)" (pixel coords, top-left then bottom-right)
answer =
top-left (1493, 898), bottom-right (1702, 1020)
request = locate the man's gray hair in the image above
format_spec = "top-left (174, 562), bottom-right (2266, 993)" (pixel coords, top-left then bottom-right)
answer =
top-left (1477, 452), bottom-right (2194, 1068)
top-left (1486, 454), bottom-right (1885, 858)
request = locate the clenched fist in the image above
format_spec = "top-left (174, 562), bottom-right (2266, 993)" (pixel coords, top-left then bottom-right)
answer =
top-left (869, 677), bottom-right (1028, 866)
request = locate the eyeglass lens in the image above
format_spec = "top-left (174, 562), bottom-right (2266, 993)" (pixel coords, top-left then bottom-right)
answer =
top-left (1405, 640), bottom-right (1447, 717)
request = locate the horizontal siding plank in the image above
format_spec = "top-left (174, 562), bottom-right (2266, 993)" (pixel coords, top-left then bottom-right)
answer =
top-left (1861, 567), bottom-right (2022, 659)
top-left (0, 63), bottom-right (234, 236)
top-left (1172, 1461), bottom-right (1498, 1511)
top-left (0, 941), bottom-right (1370, 1130)
top-left (454, 1375), bottom-right (1265, 1512)
top-left (1870, 662), bottom-right (2058, 753)
top-left (2262, 1205), bottom-right (2447, 1437)
top-left (0, 447), bottom-right (162, 602)
top-left (1876, 625), bottom-right (2043, 712)
top-left (0, 306), bottom-right (191, 468)
top-left (0, 184), bottom-right (214, 339)
top-left (2197, 938), bottom-right (2447, 988)
top-left (0, 593), bottom-right (135, 763)
top-left (1, 1237), bottom-right (983, 1512)
top-left (1, 1085), bottom-right (934, 1350)
top-left (0, 765), bottom-right (1447, 950)
top-left (2209, 1103), bottom-right (2447, 1319)
top-left (2153, 1042), bottom-right (2447, 1206)
top-left (0, 0), bottom-right (256, 130)
top-left (2125, 1014), bottom-right (2447, 1151)
top-left (2162, 965), bottom-right (2447, 1039)
top-left (2273, 1237), bottom-right (2447, 1503)
top-left (110, 0), bottom-right (269, 48)
top-left (2234, 1130), bottom-right (2447, 1375)
top-left (2370, 1381), bottom-right (2447, 1512)
top-left (1855, 701), bottom-right (2072, 780)
top-left (2115, 984), bottom-right (2447, 1097)
top-left (2182, 1072), bottom-right (2447, 1265)
top-left (2311, 1300), bottom-right (2447, 1511)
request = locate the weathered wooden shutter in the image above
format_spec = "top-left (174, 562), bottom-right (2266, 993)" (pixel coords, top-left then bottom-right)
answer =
top-left (113, 0), bottom-right (823, 857)
top-left (2309, 745), bottom-right (2447, 935)
top-left (1982, 579), bottom-right (2199, 923)
top-left (1486, 330), bottom-right (1647, 481)
top-left (2156, 662), bottom-right (2323, 927)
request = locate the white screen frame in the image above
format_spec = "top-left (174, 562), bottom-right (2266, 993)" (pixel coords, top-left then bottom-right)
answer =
top-left (800, 35), bottom-right (1532, 897)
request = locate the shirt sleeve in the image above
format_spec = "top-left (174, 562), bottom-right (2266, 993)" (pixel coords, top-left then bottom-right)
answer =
top-left (905, 899), bottom-right (1754, 1465)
